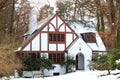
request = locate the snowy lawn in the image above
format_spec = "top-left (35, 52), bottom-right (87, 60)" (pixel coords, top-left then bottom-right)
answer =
top-left (11, 70), bottom-right (120, 80)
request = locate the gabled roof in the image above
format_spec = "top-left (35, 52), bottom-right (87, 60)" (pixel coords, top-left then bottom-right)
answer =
top-left (18, 15), bottom-right (55, 52)
top-left (17, 14), bottom-right (78, 52)
top-left (66, 20), bottom-right (96, 34)
top-left (17, 13), bottom-right (106, 52)
top-left (67, 20), bottom-right (106, 52)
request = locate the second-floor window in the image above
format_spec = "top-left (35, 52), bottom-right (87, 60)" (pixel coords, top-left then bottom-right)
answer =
top-left (49, 33), bottom-right (65, 43)
top-left (81, 32), bottom-right (96, 43)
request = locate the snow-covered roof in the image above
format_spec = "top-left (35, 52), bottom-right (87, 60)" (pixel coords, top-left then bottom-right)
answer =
top-left (18, 14), bottom-right (106, 52)
top-left (66, 20), bottom-right (106, 52)
top-left (66, 20), bottom-right (96, 34)
top-left (37, 15), bottom-right (54, 29)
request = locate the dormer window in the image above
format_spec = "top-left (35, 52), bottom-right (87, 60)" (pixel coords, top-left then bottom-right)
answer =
top-left (49, 32), bottom-right (65, 43)
top-left (23, 34), bottom-right (30, 41)
top-left (81, 32), bottom-right (96, 43)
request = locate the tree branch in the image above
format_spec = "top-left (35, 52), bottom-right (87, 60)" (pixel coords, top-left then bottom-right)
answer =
top-left (0, 0), bottom-right (8, 10)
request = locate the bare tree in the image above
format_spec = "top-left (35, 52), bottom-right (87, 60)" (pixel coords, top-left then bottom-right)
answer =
top-left (95, 0), bottom-right (120, 48)
top-left (56, 0), bottom-right (96, 20)
top-left (39, 5), bottom-right (50, 21)
top-left (0, 0), bottom-right (8, 10)
top-left (0, 0), bottom-right (14, 33)
top-left (56, 0), bottom-right (120, 48)
top-left (13, 1), bottom-right (31, 40)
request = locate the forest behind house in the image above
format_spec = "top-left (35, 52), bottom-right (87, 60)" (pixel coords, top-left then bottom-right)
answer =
top-left (0, 0), bottom-right (120, 76)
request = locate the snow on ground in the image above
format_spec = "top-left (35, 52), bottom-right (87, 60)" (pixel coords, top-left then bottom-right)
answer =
top-left (10, 70), bottom-right (120, 80)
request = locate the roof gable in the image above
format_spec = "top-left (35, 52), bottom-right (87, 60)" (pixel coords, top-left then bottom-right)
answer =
top-left (41, 14), bottom-right (75, 33)
top-left (66, 20), bottom-right (106, 51)
top-left (19, 14), bottom-right (78, 52)
top-left (66, 20), bottom-right (96, 34)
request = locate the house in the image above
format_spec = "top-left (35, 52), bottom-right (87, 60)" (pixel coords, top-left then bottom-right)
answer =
top-left (16, 13), bottom-right (106, 76)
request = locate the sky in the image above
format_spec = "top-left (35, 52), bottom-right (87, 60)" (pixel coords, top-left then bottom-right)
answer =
top-left (28, 0), bottom-right (57, 11)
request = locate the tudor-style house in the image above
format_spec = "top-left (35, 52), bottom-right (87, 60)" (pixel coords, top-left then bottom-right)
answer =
top-left (16, 12), bottom-right (106, 76)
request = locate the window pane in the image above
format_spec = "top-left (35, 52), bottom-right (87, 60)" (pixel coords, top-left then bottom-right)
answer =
top-left (53, 54), bottom-right (56, 63)
top-left (49, 34), bottom-right (52, 41)
top-left (57, 54), bottom-right (60, 63)
top-left (58, 34), bottom-right (60, 42)
top-left (53, 34), bottom-right (57, 41)
top-left (61, 34), bottom-right (65, 42)
top-left (61, 54), bottom-right (64, 62)
top-left (49, 53), bottom-right (65, 64)
top-left (29, 53), bottom-right (36, 60)
top-left (81, 33), bottom-right (96, 43)
top-left (49, 54), bottom-right (52, 61)
top-left (49, 33), bottom-right (65, 43)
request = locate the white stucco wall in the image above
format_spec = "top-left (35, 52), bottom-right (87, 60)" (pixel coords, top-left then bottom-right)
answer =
top-left (68, 38), bottom-right (92, 71)
top-left (66, 34), bottom-right (72, 47)
top-left (49, 44), bottom-right (56, 51)
top-left (41, 33), bottom-right (48, 51)
top-left (39, 36), bottom-right (93, 76)
top-left (23, 43), bottom-right (30, 51)
top-left (44, 64), bottom-right (66, 76)
top-left (58, 44), bottom-right (65, 51)
top-left (87, 33), bottom-right (106, 51)
top-left (59, 24), bottom-right (65, 32)
top-left (32, 34), bottom-right (40, 50)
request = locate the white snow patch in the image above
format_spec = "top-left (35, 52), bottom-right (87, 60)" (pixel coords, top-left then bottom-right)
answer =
top-left (116, 59), bottom-right (120, 64)
top-left (11, 70), bottom-right (120, 80)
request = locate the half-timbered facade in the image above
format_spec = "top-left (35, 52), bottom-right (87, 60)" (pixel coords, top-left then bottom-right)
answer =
top-left (16, 13), bottom-right (106, 76)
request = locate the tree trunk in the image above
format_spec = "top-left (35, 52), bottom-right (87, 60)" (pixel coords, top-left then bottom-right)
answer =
top-left (106, 0), bottom-right (113, 33)
top-left (9, 0), bottom-right (15, 34)
top-left (0, 0), bottom-right (8, 10)
top-left (114, 0), bottom-right (120, 48)
top-left (107, 69), bottom-right (111, 75)
top-left (100, 9), bottom-right (105, 32)
top-left (96, 8), bottom-right (100, 32)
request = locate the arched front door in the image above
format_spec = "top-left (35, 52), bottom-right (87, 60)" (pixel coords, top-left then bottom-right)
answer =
top-left (76, 53), bottom-right (84, 70)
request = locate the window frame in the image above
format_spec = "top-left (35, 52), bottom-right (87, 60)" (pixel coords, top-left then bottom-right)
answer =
top-left (49, 52), bottom-right (65, 64)
top-left (81, 32), bottom-right (96, 43)
top-left (48, 32), bottom-right (65, 43)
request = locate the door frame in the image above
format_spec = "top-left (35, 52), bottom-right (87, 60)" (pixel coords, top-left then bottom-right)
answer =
top-left (76, 53), bottom-right (84, 70)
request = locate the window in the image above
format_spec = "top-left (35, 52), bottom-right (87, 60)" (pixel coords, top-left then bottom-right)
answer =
top-left (26, 53), bottom-right (41, 60)
top-left (49, 52), bottom-right (65, 64)
top-left (23, 34), bottom-right (30, 40)
top-left (81, 33), bottom-right (96, 43)
top-left (29, 53), bottom-right (36, 60)
top-left (53, 73), bottom-right (60, 76)
top-left (49, 33), bottom-right (65, 43)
